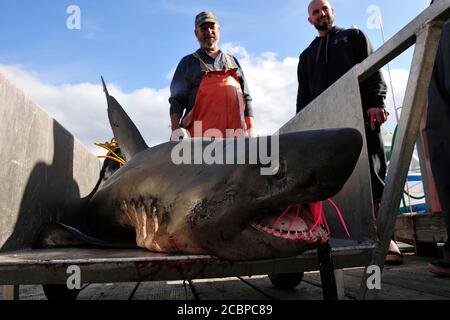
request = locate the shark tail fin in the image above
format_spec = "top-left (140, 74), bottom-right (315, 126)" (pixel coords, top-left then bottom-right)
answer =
top-left (101, 76), bottom-right (149, 160)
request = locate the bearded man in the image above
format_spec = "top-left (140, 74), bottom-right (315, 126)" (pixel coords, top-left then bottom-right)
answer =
top-left (296, 1), bottom-right (402, 264)
top-left (169, 11), bottom-right (255, 139)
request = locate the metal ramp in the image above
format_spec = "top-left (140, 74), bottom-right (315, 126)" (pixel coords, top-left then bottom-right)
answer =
top-left (0, 243), bottom-right (374, 300)
top-left (0, 245), bottom-right (373, 285)
top-left (1, 0), bottom-right (450, 300)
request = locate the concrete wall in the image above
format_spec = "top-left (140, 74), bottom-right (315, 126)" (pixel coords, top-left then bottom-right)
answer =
top-left (0, 72), bottom-right (101, 251)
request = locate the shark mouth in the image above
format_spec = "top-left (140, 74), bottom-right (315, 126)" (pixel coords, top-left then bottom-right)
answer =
top-left (250, 204), bottom-right (329, 243)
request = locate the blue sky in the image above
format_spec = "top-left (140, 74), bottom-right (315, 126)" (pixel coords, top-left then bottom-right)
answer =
top-left (0, 0), bottom-right (432, 92)
top-left (0, 0), bottom-right (435, 151)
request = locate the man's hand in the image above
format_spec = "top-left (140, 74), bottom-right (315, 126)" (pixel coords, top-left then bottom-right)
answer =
top-left (245, 116), bottom-right (256, 138)
top-left (367, 108), bottom-right (388, 130)
top-left (170, 113), bottom-right (187, 141)
top-left (170, 113), bottom-right (181, 132)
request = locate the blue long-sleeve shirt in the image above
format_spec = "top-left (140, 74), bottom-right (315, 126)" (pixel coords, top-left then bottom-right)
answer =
top-left (169, 49), bottom-right (253, 118)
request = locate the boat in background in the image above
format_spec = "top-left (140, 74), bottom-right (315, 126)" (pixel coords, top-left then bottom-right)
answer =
top-left (384, 135), bottom-right (427, 215)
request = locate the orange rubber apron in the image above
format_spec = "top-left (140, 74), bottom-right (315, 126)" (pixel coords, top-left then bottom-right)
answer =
top-left (182, 53), bottom-right (247, 138)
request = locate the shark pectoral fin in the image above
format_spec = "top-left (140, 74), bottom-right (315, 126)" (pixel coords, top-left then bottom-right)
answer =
top-left (34, 223), bottom-right (87, 249)
top-left (34, 222), bottom-right (137, 249)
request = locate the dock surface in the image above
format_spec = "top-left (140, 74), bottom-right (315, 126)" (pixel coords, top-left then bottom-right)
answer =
top-left (2, 254), bottom-right (449, 300)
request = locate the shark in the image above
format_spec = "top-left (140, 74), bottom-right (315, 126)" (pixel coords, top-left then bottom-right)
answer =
top-left (37, 79), bottom-right (363, 261)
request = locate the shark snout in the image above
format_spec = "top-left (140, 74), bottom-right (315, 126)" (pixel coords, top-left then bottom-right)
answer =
top-left (277, 128), bottom-right (362, 202)
top-left (308, 128), bottom-right (362, 191)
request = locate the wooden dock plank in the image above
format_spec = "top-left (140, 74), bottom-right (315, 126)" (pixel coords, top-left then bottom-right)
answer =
top-left (239, 275), bottom-right (325, 300)
top-left (19, 285), bottom-right (46, 300)
top-left (190, 277), bottom-right (270, 300)
top-left (395, 213), bottom-right (447, 243)
top-left (301, 271), bottom-right (356, 300)
top-left (349, 256), bottom-right (450, 298)
top-left (303, 260), bottom-right (450, 300)
top-left (346, 271), bottom-right (449, 300)
top-left (1, 285), bottom-right (46, 300)
top-left (372, 267), bottom-right (450, 298)
top-left (132, 281), bottom-right (195, 300)
top-left (303, 269), bottom-right (445, 300)
top-left (77, 282), bottom-right (138, 300)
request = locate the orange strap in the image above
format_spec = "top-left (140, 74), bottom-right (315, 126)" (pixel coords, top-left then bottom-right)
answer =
top-left (182, 53), bottom-right (247, 138)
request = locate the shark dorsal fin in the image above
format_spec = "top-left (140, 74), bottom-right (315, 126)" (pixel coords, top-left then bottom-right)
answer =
top-left (101, 77), bottom-right (149, 160)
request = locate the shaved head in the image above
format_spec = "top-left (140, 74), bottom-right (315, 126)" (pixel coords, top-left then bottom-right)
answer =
top-left (307, 0), bottom-right (335, 34)
top-left (308, 0), bottom-right (332, 16)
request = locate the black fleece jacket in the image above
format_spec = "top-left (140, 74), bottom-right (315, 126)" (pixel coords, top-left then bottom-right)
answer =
top-left (296, 26), bottom-right (387, 117)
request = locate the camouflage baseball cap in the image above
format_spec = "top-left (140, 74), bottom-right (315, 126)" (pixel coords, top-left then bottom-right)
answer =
top-left (195, 11), bottom-right (218, 28)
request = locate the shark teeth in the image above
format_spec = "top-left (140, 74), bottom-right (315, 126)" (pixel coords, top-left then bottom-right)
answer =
top-left (250, 222), bottom-right (316, 242)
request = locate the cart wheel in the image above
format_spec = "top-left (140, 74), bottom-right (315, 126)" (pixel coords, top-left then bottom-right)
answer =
top-left (268, 272), bottom-right (304, 290)
top-left (42, 284), bottom-right (81, 300)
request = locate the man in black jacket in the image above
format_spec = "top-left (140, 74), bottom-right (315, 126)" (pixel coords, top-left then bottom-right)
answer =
top-left (297, 0), bottom-right (402, 264)
top-left (426, 18), bottom-right (450, 277)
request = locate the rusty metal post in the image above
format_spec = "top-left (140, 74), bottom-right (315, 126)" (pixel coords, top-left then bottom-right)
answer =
top-left (417, 106), bottom-right (443, 213)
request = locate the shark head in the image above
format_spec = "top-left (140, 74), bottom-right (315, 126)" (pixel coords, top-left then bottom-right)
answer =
top-left (169, 129), bottom-right (362, 260)
top-left (87, 79), bottom-right (362, 261)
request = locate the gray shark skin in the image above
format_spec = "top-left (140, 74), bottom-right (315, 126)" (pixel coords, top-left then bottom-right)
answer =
top-left (82, 79), bottom-right (363, 261)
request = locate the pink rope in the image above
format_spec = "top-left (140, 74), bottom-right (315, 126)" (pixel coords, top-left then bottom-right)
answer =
top-left (327, 199), bottom-right (351, 238)
top-left (271, 199), bottom-right (350, 239)
top-left (287, 205), bottom-right (301, 232)
top-left (309, 202), bottom-right (324, 229)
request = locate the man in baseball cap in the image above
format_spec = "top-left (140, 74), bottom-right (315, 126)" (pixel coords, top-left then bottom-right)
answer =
top-left (195, 11), bottom-right (218, 28)
top-left (169, 11), bottom-right (255, 139)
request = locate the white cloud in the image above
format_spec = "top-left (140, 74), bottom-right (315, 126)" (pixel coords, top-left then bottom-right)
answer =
top-left (0, 48), bottom-right (409, 158)
top-left (382, 67), bottom-right (410, 135)
top-left (0, 46), bottom-right (298, 155)
top-left (221, 43), bottom-right (299, 136)
top-left (0, 64), bottom-right (171, 156)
